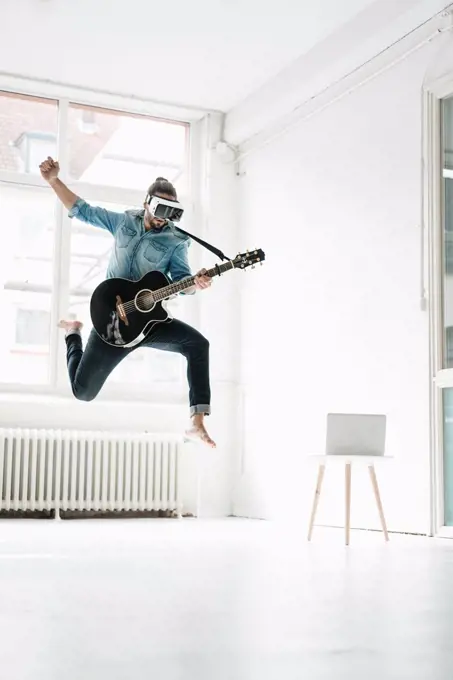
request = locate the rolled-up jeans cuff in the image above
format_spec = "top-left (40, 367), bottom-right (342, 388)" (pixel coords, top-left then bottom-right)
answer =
top-left (65, 329), bottom-right (82, 340)
top-left (190, 404), bottom-right (211, 416)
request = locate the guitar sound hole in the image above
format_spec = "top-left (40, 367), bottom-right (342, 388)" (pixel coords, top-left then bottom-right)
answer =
top-left (135, 289), bottom-right (155, 312)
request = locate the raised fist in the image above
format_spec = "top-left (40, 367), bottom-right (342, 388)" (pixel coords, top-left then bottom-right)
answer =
top-left (39, 156), bottom-right (60, 183)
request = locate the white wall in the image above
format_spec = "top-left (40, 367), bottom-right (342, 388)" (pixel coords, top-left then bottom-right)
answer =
top-left (232, 43), bottom-right (439, 534)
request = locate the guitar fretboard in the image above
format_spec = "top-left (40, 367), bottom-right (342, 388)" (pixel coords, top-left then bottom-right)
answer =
top-left (153, 260), bottom-right (235, 302)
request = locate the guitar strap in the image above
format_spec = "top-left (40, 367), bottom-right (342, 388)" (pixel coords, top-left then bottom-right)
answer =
top-left (174, 225), bottom-right (231, 262)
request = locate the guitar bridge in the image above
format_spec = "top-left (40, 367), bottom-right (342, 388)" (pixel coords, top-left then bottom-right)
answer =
top-left (116, 295), bottom-right (129, 326)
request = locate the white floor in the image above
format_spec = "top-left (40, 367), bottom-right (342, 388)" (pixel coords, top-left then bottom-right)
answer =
top-left (1, 519), bottom-right (453, 680)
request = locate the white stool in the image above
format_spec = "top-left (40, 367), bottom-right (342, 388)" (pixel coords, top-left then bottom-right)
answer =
top-left (307, 413), bottom-right (391, 545)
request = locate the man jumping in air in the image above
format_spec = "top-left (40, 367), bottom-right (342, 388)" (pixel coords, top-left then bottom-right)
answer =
top-left (40, 156), bottom-right (215, 448)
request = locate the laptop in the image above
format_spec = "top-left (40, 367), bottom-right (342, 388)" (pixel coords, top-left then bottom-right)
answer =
top-left (326, 413), bottom-right (386, 456)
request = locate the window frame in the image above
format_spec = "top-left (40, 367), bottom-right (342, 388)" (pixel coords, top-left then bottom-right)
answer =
top-left (424, 73), bottom-right (453, 537)
top-left (0, 90), bottom-right (198, 401)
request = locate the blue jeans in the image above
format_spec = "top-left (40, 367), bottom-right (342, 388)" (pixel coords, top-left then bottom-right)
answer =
top-left (65, 320), bottom-right (211, 416)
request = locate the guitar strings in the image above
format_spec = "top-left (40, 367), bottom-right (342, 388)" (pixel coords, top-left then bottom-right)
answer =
top-left (113, 259), bottom-right (240, 316)
top-left (118, 268), bottom-right (217, 313)
top-left (120, 284), bottom-right (189, 314)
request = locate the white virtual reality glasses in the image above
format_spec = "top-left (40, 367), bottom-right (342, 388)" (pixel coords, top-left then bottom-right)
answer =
top-left (145, 195), bottom-right (184, 223)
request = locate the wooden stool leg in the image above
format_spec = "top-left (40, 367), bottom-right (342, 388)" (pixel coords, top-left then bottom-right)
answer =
top-left (307, 464), bottom-right (325, 541)
top-left (368, 465), bottom-right (389, 541)
top-left (345, 463), bottom-right (352, 546)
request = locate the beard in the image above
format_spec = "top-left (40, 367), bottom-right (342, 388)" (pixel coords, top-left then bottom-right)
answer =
top-left (145, 209), bottom-right (167, 230)
top-left (151, 219), bottom-right (167, 229)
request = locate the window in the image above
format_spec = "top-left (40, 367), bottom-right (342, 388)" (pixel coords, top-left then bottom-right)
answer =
top-left (15, 132), bottom-right (57, 174)
top-left (0, 92), bottom-right (58, 174)
top-left (0, 90), bottom-right (191, 395)
top-left (68, 104), bottom-right (188, 194)
top-left (0, 183), bottom-right (55, 384)
top-left (443, 97), bottom-right (453, 368)
top-left (440, 95), bottom-right (453, 527)
top-left (16, 309), bottom-right (51, 345)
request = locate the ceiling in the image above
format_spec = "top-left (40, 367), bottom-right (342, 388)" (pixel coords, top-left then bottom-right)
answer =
top-left (0, 0), bottom-right (379, 111)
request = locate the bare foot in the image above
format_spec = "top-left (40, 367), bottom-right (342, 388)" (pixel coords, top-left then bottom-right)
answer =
top-left (185, 417), bottom-right (216, 448)
top-left (58, 319), bottom-right (83, 332)
top-left (185, 426), bottom-right (216, 448)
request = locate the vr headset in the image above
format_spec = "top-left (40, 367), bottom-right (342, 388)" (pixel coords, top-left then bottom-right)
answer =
top-left (145, 194), bottom-right (184, 223)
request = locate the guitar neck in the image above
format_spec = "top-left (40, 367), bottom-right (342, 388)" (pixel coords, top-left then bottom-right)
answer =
top-left (153, 260), bottom-right (235, 302)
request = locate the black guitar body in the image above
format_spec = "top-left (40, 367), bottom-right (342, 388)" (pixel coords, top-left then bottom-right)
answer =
top-left (90, 270), bottom-right (171, 348)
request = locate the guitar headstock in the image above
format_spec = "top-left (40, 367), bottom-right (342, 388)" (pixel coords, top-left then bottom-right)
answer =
top-left (233, 248), bottom-right (265, 270)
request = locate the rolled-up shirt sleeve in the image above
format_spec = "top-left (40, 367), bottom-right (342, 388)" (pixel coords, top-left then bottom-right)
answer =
top-left (68, 198), bottom-right (124, 236)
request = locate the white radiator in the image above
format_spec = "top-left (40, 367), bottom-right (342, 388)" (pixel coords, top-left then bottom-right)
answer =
top-left (0, 429), bottom-right (182, 518)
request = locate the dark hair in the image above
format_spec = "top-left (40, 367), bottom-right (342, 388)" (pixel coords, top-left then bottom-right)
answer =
top-left (147, 177), bottom-right (177, 200)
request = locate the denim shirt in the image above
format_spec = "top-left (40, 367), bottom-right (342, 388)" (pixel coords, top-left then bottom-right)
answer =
top-left (68, 198), bottom-right (193, 285)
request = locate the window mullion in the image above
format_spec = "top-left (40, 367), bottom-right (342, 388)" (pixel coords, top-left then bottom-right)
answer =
top-left (51, 98), bottom-right (70, 389)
